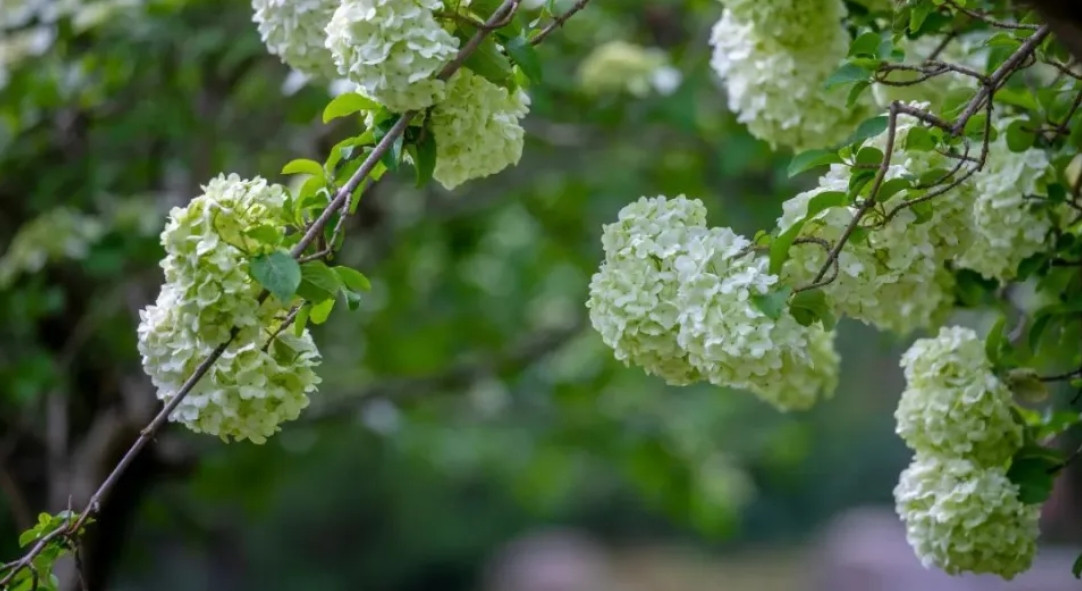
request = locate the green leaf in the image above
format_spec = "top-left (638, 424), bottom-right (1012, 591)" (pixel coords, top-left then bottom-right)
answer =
top-left (412, 130), bottom-right (437, 187)
top-left (876, 177), bottom-right (911, 201)
top-left (789, 289), bottom-right (833, 328)
top-left (849, 31), bottom-right (881, 58)
top-left (855, 146), bottom-right (884, 167)
top-left (309, 297), bottom-right (335, 325)
top-left (846, 80), bottom-right (871, 108)
top-left (456, 31), bottom-right (513, 87)
top-left (333, 266), bottom-right (372, 292)
top-left (297, 261), bottom-right (343, 302)
top-left (322, 92), bottom-right (379, 124)
top-left (787, 149), bottom-right (843, 177)
top-left (994, 86), bottom-right (1040, 111)
top-left (846, 116), bottom-right (889, 145)
top-left (1004, 120), bottom-right (1037, 154)
top-left (1007, 446), bottom-right (1064, 504)
top-left (751, 287), bottom-right (792, 320)
top-left (768, 191), bottom-right (846, 275)
top-left (344, 290), bottom-right (363, 311)
top-left (824, 63), bottom-right (872, 90)
top-left (1005, 368), bottom-right (1049, 403)
top-left (963, 113), bottom-right (988, 139)
top-left (506, 36), bottom-right (542, 83)
top-left (985, 315), bottom-right (1007, 367)
top-left (281, 158), bottom-right (325, 178)
top-left (293, 304), bottom-right (311, 337)
top-left (250, 250), bottom-right (302, 304)
top-left (244, 224), bottom-right (281, 248)
top-left (904, 126), bottom-right (935, 152)
top-left (1072, 552), bottom-right (1082, 579)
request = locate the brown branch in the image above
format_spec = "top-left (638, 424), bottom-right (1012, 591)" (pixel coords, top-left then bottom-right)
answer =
top-left (530, 0), bottom-right (591, 45)
top-left (0, 0), bottom-right (600, 583)
top-left (942, 0), bottom-right (1041, 30)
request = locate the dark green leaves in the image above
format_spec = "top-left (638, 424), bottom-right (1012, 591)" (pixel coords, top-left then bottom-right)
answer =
top-left (506, 36), bottom-right (542, 83)
top-left (297, 260), bottom-right (343, 302)
top-left (410, 130), bottom-right (437, 187)
top-left (846, 116), bottom-right (889, 146)
top-left (824, 63), bottom-right (872, 90)
top-left (788, 149), bottom-right (843, 177)
top-left (251, 250), bottom-right (302, 304)
top-left (789, 289), bottom-right (835, 329)
top-left (1073, 552), bottom-right (1082, 579)
top-left (333, 265), bottom-right (371, 292)
top-left (1005, 119), bottom-right (1037, 152)
top-left (751, 287), bottom-right (792, 320)
top-left (1007, 445), bottom-right (1064, 504)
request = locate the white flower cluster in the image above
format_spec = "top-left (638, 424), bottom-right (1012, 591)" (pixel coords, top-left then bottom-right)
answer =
top-left (587, 196), bottom-right (839, 411)
top-left (137, 174), bottom-right (322, 444)
top-left (956, 131), bottom-right (1054, 282)
top-left (894, 456), bottom-right (1040, 579)
top-left (896, 326), bottom-right (1022, 466)
top-left (779, 108), bottom-right (980, 335)
top-left (892, 326), bottom-right (1036, 579)
top-left (325, 0), bottom-right (459, 112)
top-left (577, 40), bottom-right (681, 97)
top-left (708, 0), bottom-right (873, 150)
top-left (429, 69), bottom-right (530, 190)
top-left (252, 0), bottom-right (340, 80)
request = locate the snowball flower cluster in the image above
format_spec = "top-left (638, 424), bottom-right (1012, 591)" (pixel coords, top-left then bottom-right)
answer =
top-left (896, 326), bottom-right (1023, 466)
top-left (587, 196), bottom-right (839, 411)
top-left (577, 40), bottom-right (681, 97)
top-left (708, 0), bottom-right (873, 150)
top-left (252, 0), bottom-right (340, 80)
top-left (429, 69), bottom-right (530, 190)
top-left (325, 0), bottom-right (459, 113)
top-left (892, 326), bottom-right (1036, 579)
top-left (894, 456), bottom-right (1040, 579)
top-left (137, 174), bottom-right (322, 444)
top-left (956, 130), bottom-right (1054, 281)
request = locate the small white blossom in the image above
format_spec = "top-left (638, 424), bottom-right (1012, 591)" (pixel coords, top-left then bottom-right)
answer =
top-left (894, 455), bottom-right (1039, 579)
top-left (896, 326), bottom-right (1023, 466)
top-left (708, 6), bottom-right (873, 150)
top-left (325, 0), bottom-right (459, 112)
top-left (430, 68), bottom-right (530, 190)
top-left (252, 0), bottom-right (339, 80)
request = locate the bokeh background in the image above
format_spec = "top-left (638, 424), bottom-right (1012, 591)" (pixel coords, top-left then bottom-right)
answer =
top-left (2, 0), bottom-right (1082, 589)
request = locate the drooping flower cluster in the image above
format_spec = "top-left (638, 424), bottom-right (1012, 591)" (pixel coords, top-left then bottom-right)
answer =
top-left (577, 40), bottom-right (681, 97)
top-left (325, 0), bottom-right (459, 112)
top-left (137, 174), bottom-right (322, 444)
top-left (252, 0), bottom-right (340, 80)
top-left (587, 196), bottom-right (839, 411)
top-left (708, 0), bottom-right (874, 150)
top-left (429, 69), bottom-right (530, 190)
top-left (896, 326), bottom-right (1023, 465)
top-left (778, 108), bottom-right (981, 334)
top-left (894, 456), bottom-right (1040, 579)
top-left (956, 131), bottom-right (1054, 281)
top-left (892, 326), bottom-right (1036, 579)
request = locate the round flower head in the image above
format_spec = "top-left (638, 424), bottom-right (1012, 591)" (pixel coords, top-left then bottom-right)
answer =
top-left (429, 68), bottom-right (530, 190)
top-left (896, 326), bottom-right (1023, 466)
top-left (577, 40), bottom-right (680, 97)
top-left (894, 455), bottom-right (1039, 579)
top-left (718, 0), bottom-right (849, 50)
top-left (252, 0), bottom-right (339, 80)
top-left (325, 0), bottom-right (459, 112)
top-left (138, 174), bottom-right (323, 443)
top-left (956, 129), bottom-right (1054, 282)
top-left (674, 226), bottom-right (839, 410)
top-left (139, 287), bottom-right (322, 444)
top-left (587, 196), bottom-right (709, 385)
top-left (708, 8), bottom-right (873, 150)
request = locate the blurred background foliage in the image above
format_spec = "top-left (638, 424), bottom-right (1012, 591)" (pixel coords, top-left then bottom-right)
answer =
top-left (2, 0), bottom-right (1077, 590)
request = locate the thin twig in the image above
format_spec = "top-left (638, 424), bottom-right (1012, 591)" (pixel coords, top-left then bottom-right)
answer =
top-left (530, 0), bottom-right (590, 45)
top-left (942, 0), bottom-right (1040, 30)
top-left (0, 0), bottom-right (541, 584)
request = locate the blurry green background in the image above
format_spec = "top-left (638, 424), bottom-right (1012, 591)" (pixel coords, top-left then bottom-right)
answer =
top-left (2, 1), bottom-right (1079, 590)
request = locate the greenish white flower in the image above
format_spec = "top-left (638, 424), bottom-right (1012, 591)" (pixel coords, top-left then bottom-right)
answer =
top-left (430, 68), bottom-right (530, 190)
top-left (588, 196), bottom-right (839, 409)
top-left (577, 40), bottom-right (680, 97)
top-left (137, 174), bottom-right (323, 443)
top-left (708, 5), bottom-right (873, 150)
top-left (894, 455), bottom-right (1039, 579)
top-left (252, 0), bottom-right (339, 80)
top-left (325, 0), bottom-right (459, 112)
top-left (956, 131), bottom-right (1054, 282)
top-left (896, 326), bottom-right (1023, 466)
